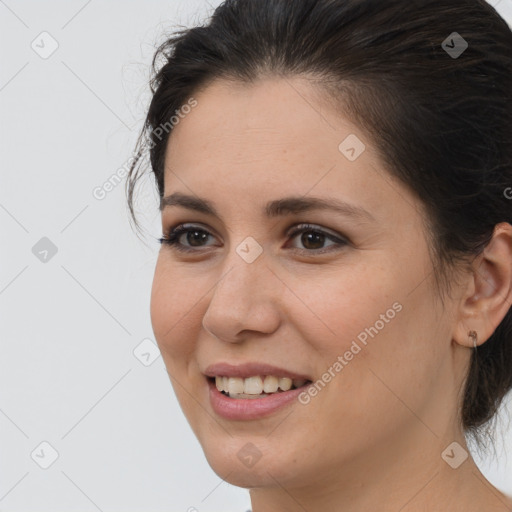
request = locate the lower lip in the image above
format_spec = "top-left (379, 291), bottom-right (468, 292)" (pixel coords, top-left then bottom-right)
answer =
top-left (207, 378), bottom-right (310, 420)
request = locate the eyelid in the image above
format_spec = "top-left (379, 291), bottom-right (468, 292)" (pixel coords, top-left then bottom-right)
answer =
top-left (286, 223), bottom-right (347, 241)
top-left (285, 223), bottom-right (349, 252)
top-left (160, 222), bottom-right (349, 253)
top-left (159, 223), bottom-right (219, 252)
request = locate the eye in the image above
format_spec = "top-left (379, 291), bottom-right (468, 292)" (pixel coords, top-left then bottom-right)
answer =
top-left (159, 223), bottom-right (349, 254)
top-left (285, 223), bottom-right (348, 254)
top-left (159, 223), bottom-right (217, 253)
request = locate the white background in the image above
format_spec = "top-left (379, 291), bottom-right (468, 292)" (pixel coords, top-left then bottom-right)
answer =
top-left (1, 1), bottom-right (511, 510)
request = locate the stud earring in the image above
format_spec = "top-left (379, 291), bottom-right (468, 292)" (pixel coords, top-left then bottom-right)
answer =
top-left (468, 330), bottom-right (478, 350)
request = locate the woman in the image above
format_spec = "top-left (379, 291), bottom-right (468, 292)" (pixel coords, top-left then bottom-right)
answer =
top-left (126, 0), bottom-right (512, 510)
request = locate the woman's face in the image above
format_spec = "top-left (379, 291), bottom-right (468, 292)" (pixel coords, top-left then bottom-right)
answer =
top-left (150, 77), bottom-right (468, 491)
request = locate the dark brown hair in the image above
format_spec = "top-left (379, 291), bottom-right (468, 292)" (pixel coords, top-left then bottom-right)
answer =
top-left (126, 0), bottom-right (512, 452)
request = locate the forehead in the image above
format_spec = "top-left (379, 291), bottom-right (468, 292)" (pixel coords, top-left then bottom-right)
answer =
top-left (171, 77), bottom-right (347, 143)
top-left (166, 78), bottom-right (361, 176)
top-left (162, 77), bottom-right (416, 226)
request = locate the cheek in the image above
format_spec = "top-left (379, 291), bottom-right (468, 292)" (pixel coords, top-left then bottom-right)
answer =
top-left (149, 260), bottom-right (208, 423)
top-left (285, 260), bottom-right (439, 411)
top-left (149, 258), bottom-right (202, 362)
top-left (282, 263), bottom-right (400, 356)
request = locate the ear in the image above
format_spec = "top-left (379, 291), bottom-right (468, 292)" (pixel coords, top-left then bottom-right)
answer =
top-left (453, 222), bottom-right (512, 348)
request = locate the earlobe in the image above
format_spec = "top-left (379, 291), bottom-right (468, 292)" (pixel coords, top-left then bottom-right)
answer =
top-left (454, 222), bottom-right (512, 348)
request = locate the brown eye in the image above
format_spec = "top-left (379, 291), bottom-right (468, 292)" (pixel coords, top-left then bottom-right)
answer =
top-left (159, 224), bottom-right (217, 252)
top-left (298, 230), bottom-right (327, 250)
top-left (287, 224), bottom-right (348, 253)
top-left (183, 229), bottom-right (210, 247)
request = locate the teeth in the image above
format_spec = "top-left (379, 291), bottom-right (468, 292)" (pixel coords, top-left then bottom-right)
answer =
top-left (278, 377), bottom-right (292, 391)
top-left (228, 377), bottom-right (245, 394)
top-left (263, 375), bottom-right (279, 393)
top-left (244, 376), bottom-right (263, 394)
top-left (292, 378), bottom-right (306, 388)
top-left (229, 392), bottom-right (269, 399)
top-left (214, 375), bottom-right (309, 396)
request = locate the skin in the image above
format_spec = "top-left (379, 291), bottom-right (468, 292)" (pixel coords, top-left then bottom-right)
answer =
top-left (150, 76), bottom-right (512, 512)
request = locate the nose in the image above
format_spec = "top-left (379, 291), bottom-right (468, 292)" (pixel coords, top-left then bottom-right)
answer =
top-left (201, 255), bottom-right (282, 343)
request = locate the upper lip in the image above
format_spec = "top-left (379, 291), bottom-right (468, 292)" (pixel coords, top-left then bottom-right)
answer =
top-left (204, 362), bottom-right (312, 381)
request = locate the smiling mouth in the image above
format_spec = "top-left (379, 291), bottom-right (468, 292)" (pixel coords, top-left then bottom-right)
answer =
top-left (208, 376), bottom-right (313, 399)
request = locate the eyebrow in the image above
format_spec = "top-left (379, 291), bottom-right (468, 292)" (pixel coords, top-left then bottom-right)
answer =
top-left (160, 192), bottom-right (375, 222)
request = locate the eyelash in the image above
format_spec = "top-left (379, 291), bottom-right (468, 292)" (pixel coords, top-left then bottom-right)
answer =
top-left (158, 223), bottom-right (348, 255)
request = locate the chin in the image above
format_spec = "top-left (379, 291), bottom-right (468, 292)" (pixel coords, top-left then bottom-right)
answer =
top-left (199, 435), bottom-right (296, 489)
top-left (206, 455), bottom-right (282, 489)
